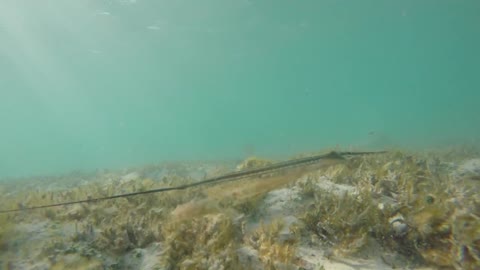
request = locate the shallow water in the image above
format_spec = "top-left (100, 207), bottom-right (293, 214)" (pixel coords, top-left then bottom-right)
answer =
top-left (1, 0), bottom-right (479, 178)
top-left (0, 1), bottom-right (479, 269)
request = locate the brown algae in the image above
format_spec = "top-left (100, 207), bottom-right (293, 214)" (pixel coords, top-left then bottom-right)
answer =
top-left (0, 149), bottom-right (478, 269)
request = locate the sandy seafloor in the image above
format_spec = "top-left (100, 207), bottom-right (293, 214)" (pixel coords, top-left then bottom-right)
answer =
top-left (0, 149), bottom-right (479, 270)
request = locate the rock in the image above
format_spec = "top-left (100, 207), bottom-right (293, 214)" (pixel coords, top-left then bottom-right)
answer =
top-left (144, 168), bottom-right (168, 181)
top-left (389, 214), bottom-right (408, 237)
top-left (455, 159), bottom-right (480, 180)
top-left (51, 254), bottom-right (103, 269)
top-left (380, 252), bottom-right (418, 269)
top-left (180, 259), bottom-right (195, 269)
top-left (65, 204), bottom-right (88, 220)
top-left (236, 157), bottom-right (273, 171)
top-left (262, 188), bottom-right (301, 217)
top-left (297, 245), bottom-right (394, 270)
top-left (278, 216), bottom-right (301, 244)
top-left (131, 244), bottom-right (163, 270)
top-left (314, 176), bottom-right (357, 196)
top-left (237, 246), bottom-right (263, 270)
top-left (121, 172), bottom-right (141, 183)
top-left (102, 206), bottom-right (119, 217)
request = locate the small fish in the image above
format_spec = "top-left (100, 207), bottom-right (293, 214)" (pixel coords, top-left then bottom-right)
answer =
top-left (147, 25), bottom-right (161, 31)
top-left (95, 11), bottom-right (111, 16)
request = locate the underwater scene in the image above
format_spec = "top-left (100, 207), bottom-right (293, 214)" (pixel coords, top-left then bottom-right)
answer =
top-left (1, 0), bottom-right (479, 269)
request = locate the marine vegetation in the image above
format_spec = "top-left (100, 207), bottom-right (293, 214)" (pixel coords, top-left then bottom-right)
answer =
top-left (0, 148), bottom-right (478, 269)
top-left (159, 213), bottom-right (240, 270)
top-left (296, 150), bottom-right (480, 269)
top-left (246, 219), bottom-right (299, 269)
top-left (0, 213), bottom-right (13, 251)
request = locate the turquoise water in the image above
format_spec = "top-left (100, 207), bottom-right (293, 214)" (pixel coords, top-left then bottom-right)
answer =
top-left (1, 0), bottom-right (479, 177)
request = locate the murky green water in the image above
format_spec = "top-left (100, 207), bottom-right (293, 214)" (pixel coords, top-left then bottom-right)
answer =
top-left (1, 0), bottom-right (479, 177)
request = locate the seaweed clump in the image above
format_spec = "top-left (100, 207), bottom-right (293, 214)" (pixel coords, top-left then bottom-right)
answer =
top-left (0, 213), bottom-right (13, 251)
top-left (299, 187), bottom-right (383, 257)
top-left (236, 156), bottom-right (274, 171)
top-left (246, 219), bottom-right (299, 269)
top-left (159, 213), bottom-right (240, 270)
top-left (296, 151), bottom-right (480, 269)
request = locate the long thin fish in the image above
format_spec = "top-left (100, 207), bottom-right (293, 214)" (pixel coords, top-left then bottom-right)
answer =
top-left (0, 151), bottom-right (385, 213)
